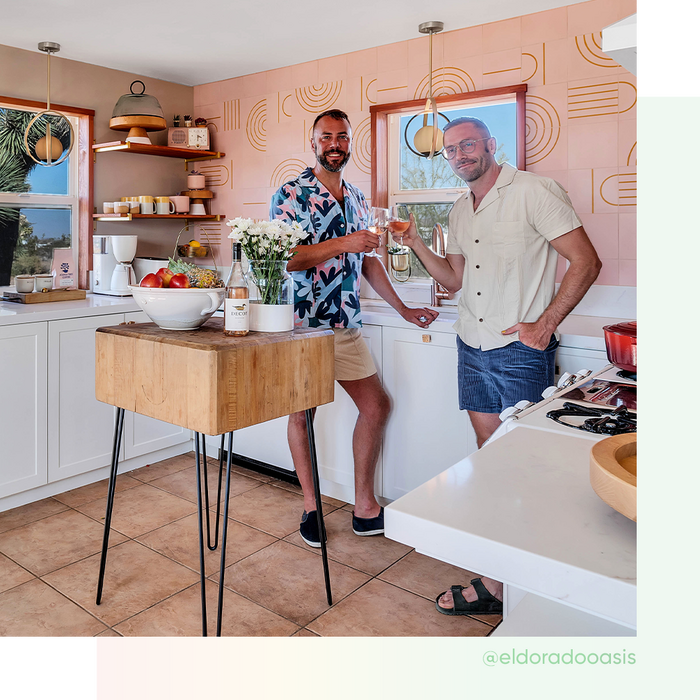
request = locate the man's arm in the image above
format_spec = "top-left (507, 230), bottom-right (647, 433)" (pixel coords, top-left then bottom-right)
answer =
top-left (361, 256), bottom-right (439, 328)
top-left (502, 226), bottom-right (602, 349)
top-left (287, 230), bottom-right (380, 272)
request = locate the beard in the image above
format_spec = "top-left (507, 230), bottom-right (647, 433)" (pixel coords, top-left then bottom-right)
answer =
top-left (453, 152), bottom-right (491, 182)
top-left (314, 144), bottom-right (352, 172)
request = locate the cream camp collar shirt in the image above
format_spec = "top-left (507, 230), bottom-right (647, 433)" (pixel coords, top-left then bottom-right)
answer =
top-left (446, 163), bottom-right (582, 351)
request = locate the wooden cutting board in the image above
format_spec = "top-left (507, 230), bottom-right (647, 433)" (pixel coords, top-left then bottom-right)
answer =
top-left (3, 289), bottom-right (87, 304)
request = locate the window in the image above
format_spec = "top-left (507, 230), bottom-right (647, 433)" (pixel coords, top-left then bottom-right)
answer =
top-left (371, 85), bottom-right (526, 289)
top-left (0, 97), bottom-right (94, 288)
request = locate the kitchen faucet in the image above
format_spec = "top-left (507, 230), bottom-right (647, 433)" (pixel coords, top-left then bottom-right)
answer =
top-left (431, 223), bottom-right (450, 307)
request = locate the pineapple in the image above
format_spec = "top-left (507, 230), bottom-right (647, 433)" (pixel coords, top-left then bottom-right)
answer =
top-left (168, 258), bottom-right (224, 288)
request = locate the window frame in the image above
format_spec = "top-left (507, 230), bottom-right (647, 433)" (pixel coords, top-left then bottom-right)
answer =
top-left (0, 95), bottom-right (94, 289)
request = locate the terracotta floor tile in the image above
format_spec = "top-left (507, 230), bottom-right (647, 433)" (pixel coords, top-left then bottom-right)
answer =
top-left (284, 508), bottom-right (412, 576)
top-left (0, 578), bottom-right (107, 636)
top-left (0, 509), bottom-right (128, 576)
top-left (149, 463), bottom-right (264, 505)
top-left (128, 452), bottom-right (195, 483)
top-left (52, 474), bottom-right (142, 508)
top-left (217, 540), bottom-right (370, 627)
top-left (293, 628), bottom-right (320, 637)
top-left (308, 578), bottom-right (493, 637)
top-left (95, 628), bottom-right (121, 636)
top-left (43, 540), bottom-right (200, 627)
top-left (0, 497), bottom-right (69, 534)
top-left (115, 580), bottom-right (299, 637)
top-left (76, 483), bottom-right (197, 538)
top-left (270, 479), bottom-right (346, 508)
top-left (0, 552), bottom-right (34, 593)
top-left (137, 512), bottom-right (276, 574)
top-left (378, 550), bottom-right (501, 626)
top-left (223, 483), bottom-right (308, 538)
top-left (229, 463), bottom-right (276, 483)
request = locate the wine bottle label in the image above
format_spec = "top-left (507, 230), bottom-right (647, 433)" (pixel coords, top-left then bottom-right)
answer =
top-left (224, 297), bottom-right (249, 331)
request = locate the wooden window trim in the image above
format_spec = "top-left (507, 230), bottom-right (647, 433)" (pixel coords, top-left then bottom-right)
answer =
top-left (370, 84), bottom-right (527, 208)
top-left (0, 95), bottom-right (94, 289)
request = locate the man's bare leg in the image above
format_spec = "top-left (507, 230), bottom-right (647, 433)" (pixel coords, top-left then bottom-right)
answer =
top-left (437, 577), bottom-right (503, 610)
top-left (467, 410), bottom-right (502, 448)
top-left (287, 408), bottom-right (319, 514)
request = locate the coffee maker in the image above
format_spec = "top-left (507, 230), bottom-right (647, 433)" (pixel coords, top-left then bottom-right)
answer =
top-left (93, 235), bottom-right (138, 296)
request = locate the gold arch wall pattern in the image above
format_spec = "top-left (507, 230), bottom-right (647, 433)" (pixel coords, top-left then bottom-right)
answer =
top-left (295, 82), bottom-right (343, 113)
top-left (627, 142), bottom-right (637, 167)
top-left (197, 223), bottom-right (223, 247)
top-left (600, 173), bottom-right (637, 207)
top-left (270, 158), bottom-right (309, 188)
top-left (568, 81), bottom-right (637, 119)
top-left (246, 99), bottom-right (267, 152)
top-left (413, 68), bottom-right (475, 99)
top-left (199, 163), bottom-right (230, 188)
top-left (351, 117), bottom-right (372, 176)
top-left (525, 96), bottom-right (561, 165)
top-left (223, 100), bottom-right (241, 131)
top-left (575, 33), bottom-right (620, 69)
top-left (361, 77), bottom-right (377, 111)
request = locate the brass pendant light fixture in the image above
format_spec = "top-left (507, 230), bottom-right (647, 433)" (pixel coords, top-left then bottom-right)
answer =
top-left (404, 21), bottom-right (448, 160)
top-left (23, 42), bottom-right (74, 167)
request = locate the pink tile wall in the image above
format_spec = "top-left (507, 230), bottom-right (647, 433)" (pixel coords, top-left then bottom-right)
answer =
top-left (194, 0), bottom-right (636, 287)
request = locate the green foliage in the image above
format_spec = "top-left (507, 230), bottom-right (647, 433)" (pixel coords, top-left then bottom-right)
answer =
top-left (10, 214), bottom-right (70, 277)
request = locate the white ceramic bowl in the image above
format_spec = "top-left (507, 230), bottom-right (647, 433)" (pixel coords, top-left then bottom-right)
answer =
top-left (129, 285), bottom-right (225, 330)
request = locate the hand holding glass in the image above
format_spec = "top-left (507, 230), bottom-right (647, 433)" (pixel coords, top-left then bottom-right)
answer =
top-left (388, 204), bottom-right (410, 246)
top-left (367, 207), bottom-right (388, 257)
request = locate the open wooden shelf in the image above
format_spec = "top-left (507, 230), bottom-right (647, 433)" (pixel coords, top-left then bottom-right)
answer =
top-left (93, 213), bottom-right (224, 222)
top-left (92, 141), bottom-right (225, 161)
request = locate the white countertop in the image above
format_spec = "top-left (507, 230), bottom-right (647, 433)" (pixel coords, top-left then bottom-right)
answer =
top-left (385, 424), bottom-right (637, 628)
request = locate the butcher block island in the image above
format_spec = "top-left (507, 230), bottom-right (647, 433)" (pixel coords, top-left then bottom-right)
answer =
top-left (95, 318), bottom-right (335, 434)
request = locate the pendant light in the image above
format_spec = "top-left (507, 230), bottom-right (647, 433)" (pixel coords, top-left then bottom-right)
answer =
top-left (23, 42), bottom-right (74, 167)
top-left (404, 21), bottom-right (448, 160)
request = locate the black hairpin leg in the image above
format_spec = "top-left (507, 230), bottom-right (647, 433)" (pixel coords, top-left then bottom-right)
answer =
top-left (214, 431), bottom-right (235, 636)
top-left (96, 407), bottom-right (125, 605)
top-left (196, 433), bottom-right (225, 551)
top-left (306, 409), bottom-right (332, 605)
top-left (194, 432), bottom-right (209, 636)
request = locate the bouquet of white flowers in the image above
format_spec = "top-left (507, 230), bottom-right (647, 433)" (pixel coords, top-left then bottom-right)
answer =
top-left (226, 217), bottom-right (308, 305)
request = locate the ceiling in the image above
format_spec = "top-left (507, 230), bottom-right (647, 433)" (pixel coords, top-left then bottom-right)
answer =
top-left (1, 0), bottom-right (588, 86)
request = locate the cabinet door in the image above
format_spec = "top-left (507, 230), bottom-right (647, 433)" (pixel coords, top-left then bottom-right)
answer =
top-left (555, 347), bottom-right (609, 379)
top-left (47, 314), bottom-right (124, 482)
top-left (0, 322), bottom-right (48, 497)
top-left (121, 311), bottom-right (191, 459)
top-left (381, 326), bottom-right (477, 501)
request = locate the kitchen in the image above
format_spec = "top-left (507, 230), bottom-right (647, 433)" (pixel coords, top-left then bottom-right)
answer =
top-left (0, 0), bottom-right (682, 693)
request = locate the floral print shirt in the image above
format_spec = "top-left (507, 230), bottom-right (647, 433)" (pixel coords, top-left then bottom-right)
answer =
top-left (270, 167), bottom-right (370, 328)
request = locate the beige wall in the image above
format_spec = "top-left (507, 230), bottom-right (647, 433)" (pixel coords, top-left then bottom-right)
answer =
top-left (0, 43), bottom-right (194, 259)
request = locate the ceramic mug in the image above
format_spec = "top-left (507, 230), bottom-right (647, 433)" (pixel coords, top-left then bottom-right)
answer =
top-left (155, 197), bottom-right (175, 215)
top-left (15, 275), bottom-right (34, 293)
top-left (34, 274), bottom-right (53, 292)
top-left (139, 195), bottom-right (155, 215)
top-left (170, 195), bottom-right (190, 214)
top-left (190, 202), bottom-right (206, 215)
top-left (103, 201), bottom-right (115, 214)
top-left (113, 201), bottom-right (129, 214)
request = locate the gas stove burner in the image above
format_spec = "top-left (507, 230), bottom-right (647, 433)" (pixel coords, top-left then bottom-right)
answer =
top-left (546, 402), bottom-right (636, 435)
top-left (616, 369), bottom-right (637, 382)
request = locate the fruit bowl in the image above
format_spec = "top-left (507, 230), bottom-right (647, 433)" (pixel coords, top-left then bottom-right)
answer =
top-left (178, 244), bottom-right (209, 258)
top-left (129, 285), bottom-right (225, 330)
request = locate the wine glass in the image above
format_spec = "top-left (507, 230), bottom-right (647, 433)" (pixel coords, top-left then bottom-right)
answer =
top-left (388, 204), bottom-right (410, 246)
top-left (367, 207), bottom-right (388, 257)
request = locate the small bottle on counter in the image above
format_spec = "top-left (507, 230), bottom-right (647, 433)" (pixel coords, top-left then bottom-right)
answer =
top-left (224, 243), bottom-right (249, 337)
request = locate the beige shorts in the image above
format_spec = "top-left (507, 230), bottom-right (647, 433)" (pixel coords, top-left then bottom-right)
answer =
top-left (333, 328), bottom-right (376, 381)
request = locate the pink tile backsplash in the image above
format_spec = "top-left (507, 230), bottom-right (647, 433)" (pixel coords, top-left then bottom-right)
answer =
top-left (195, 0), bottom-right (636, 287)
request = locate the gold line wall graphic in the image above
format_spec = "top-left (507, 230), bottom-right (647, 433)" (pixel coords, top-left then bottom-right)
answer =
top-left (197, 224), bottom-right (223, 246)
top-left (525, 96), bottom-right (561, 165)
top-left (246, 99), bottom-right (267, 152)
top-left (223, 100), bottom-right (240, 131)
top-left (270, 158), bottom-right (309, 188)
top-left (199, 164), bottom-right (229, 188)
top-left (361, 77), bottom-right (377, 111)
top-left (201, 116), bottom-right (220, 132)
top-left (281, 94), bottom-right (292, 119)
top-left (295, 82), bottom-right (342, 113)
top-left (575, 33), bottom-right (620, 68)
top-left (568, 81), bottom-right (637, 119)
top-left (627, 142), bottom-right (637, 167)
top-left (600, 173), bottom-right (637, 207)
top-left (522, 44), bottom-right (545, 84)
top-left (351, 117), bottom-right (372, 176)
top-left (413, 68), bottom-right (475, 99)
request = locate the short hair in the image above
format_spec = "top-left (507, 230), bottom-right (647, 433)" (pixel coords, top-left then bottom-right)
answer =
top-left (312, 109), bottom-right (351, 131)
top-left (443, 117), bottom-right (491, 138)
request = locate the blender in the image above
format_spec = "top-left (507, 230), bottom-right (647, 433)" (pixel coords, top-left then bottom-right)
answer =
top-left (109, 235), bottom-right (138, 295)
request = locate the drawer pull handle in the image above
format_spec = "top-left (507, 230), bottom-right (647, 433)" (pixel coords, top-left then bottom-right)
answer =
top-left (422, 334), bottom-right (431, 343)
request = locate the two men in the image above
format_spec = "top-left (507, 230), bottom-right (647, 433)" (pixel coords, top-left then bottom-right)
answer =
top-left (270, 109), bottom-right (437, 547)
top-left (393, 116), bottom-right (601, 615)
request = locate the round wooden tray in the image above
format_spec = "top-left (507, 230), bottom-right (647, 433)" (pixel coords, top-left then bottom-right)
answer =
top-left (109, 115), bottom-right (167, 132)
top-left (590, 433), bottom-right (637, 522)
top-left (180, 190), bottom-right (214, 199)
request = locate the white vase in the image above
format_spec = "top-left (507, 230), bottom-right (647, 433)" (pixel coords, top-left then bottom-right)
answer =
top-left (249, 302), bottom-right (294, 332)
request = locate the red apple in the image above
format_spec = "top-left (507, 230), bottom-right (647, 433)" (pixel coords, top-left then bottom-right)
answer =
top-left (156, 267), bottom-right (174, 287)
top-left (140, 273), bottom-right (163, 287)
top-left (169, 273), bottom-right (190, 288)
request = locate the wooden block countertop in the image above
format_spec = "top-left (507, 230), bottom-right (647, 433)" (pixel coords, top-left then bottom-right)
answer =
top-left (95, 318), bottom-right (335, 436)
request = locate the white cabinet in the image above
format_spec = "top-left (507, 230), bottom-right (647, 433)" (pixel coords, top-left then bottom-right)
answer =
top-left (555, 345), bottom-right (609, 379)
top-left (381, 326), bottom-right (477, 501)
top-left (0, 322), bottom-right (48, 498)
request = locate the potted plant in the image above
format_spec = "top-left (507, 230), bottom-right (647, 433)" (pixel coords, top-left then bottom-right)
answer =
top-left (183, 115), bottom-right (192, 127)
top-left (173, 114), bottom-right (181, 127)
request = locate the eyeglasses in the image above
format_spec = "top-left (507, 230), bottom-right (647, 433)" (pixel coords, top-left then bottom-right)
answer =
top-left (442, 137), bottom-right (491, 160)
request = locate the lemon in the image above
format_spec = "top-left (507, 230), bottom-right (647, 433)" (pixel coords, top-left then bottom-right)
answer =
top-left (188, 240), bottom-right (201, 248)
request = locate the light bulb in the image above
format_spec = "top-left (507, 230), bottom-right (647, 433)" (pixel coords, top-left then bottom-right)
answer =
top-left (35, 134), bottom-right (64, 162)
top-left (413, 125), bottom-right (444, 157)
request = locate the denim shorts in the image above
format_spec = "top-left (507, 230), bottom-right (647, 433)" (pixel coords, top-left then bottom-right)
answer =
top-left (456, 334), bottom-right (559, 414)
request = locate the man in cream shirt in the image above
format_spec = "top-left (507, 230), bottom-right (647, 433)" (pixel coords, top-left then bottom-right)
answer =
top-left (393, 116), bottom-right (601, 616)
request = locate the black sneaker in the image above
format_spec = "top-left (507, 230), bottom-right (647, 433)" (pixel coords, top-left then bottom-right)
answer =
top-left (352, 507), bottom-right (384, 536)
top-left (299, 510), bottom-right (326, 548)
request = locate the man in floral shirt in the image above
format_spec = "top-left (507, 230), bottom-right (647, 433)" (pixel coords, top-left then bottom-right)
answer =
top-left (270, 109), bottom-right (438, 547)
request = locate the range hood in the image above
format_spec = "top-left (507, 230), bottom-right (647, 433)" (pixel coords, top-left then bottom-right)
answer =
top-left (602, 13), bottom-right (637, 75)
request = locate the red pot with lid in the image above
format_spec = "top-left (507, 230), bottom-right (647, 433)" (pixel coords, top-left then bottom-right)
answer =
top-left (602, 321), bottom-right (637, 372)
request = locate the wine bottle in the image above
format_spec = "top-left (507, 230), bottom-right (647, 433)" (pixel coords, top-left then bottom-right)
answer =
top-left (224, 243), bottom-right (249, 337)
